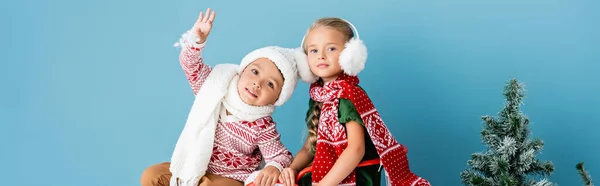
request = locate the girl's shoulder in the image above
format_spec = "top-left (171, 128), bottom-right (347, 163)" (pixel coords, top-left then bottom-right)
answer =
top-left (338, 98), bottom-right (365, 126)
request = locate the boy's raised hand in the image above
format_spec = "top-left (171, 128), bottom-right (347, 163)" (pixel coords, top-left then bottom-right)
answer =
top-left (193, 8), bottom-right (216, 44)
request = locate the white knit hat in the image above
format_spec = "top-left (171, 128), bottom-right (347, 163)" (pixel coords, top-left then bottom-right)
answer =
top-left (239, 46), bottom-right (312, 106)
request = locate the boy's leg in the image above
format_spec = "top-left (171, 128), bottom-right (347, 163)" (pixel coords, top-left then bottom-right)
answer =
top-left (199, 173), bottom-right (243, 186)
top-left (141, 162), bottom-right (242, 186)
top-left (141, 162), bottom-right (172, 186)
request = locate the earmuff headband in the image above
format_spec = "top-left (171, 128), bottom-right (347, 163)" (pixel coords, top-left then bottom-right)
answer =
top-left (300, 19), bottom-right (360, 49)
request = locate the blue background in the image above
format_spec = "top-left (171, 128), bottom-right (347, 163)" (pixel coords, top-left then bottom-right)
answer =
top-left (2, 0), bottom-right (598, 185)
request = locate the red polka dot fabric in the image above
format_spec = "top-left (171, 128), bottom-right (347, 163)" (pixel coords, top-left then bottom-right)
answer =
top-left (309, 74), bottom-right (430, 186)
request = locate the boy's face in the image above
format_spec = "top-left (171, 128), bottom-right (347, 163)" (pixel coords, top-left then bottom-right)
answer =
top-left (238, 58), bottom-right (284, 106)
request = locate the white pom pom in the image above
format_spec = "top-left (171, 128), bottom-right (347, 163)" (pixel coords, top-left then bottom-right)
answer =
top-left (173, 29), bottom-right (204, 49)
top-left (294, 47), bottom-right (318, 83)
top-left (339, 38), bottom-right (368, 76)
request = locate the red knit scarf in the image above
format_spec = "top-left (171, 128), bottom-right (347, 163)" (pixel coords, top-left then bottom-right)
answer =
top-left (309, 74), bottom-right (430, 186)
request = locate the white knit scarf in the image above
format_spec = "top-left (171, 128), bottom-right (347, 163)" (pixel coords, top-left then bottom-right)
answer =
top-left (169, 64), bottom-right (275, 186)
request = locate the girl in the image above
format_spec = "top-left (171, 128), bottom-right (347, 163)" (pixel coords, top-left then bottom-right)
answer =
top-left (279, 18), bottom-right (431, 186)
top-left (141, 8), bottom-right (313, 186)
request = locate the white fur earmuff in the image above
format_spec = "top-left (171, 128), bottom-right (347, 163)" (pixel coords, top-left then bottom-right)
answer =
top-left (337, 19), bottom-right (368, 76)
top-left (339, 37), bottom-right (368, 76)
top-left (298, 18), bottom-right (368, 83)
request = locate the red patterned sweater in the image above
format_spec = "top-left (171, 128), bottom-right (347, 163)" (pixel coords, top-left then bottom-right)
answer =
top-left (179, 42), bottom-right (293, 182)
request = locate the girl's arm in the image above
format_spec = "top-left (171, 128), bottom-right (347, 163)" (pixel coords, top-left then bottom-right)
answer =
top-left (290, 100), bottom-right (318, 172)
top-left (279, 134), bottom-right (314, 186)
top-left (318, 120), bottom-right (366, 186)
top-left (289, 134), bottom-right (315, 172)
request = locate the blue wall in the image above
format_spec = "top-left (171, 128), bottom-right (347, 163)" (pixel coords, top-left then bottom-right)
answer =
top-left (2, 0), bottom-right (598, 185)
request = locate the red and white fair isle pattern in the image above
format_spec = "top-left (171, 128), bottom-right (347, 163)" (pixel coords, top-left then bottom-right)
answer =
top-left (179, 44), bottom-right (292, 182)
top-left (179, 43), bottom-right (212, 95)
top-left (309, 74), bottom-right (431, 186)
top-left (208, 117), bottom-right (292, 182)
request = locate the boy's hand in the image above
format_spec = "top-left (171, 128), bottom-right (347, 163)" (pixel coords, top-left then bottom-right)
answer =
top-left (254, 166), bottom-right (280, 186)
top-left (193, 8), bottom-right (216, 44)
top-left (279, 167), bottom-right (297, 186)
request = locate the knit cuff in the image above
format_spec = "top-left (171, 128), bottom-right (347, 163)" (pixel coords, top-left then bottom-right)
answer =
top-left (265, 162), bottom-right (284, 172)
top-left (173, 29), bottom-right (206, 49)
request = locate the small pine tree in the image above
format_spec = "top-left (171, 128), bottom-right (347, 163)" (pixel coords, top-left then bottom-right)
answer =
top-left (461, 78), bottom-right (555, 186)
top-left (577, 162), bottom-right (594, 186)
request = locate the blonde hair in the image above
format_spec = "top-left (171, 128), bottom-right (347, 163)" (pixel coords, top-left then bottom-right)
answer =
top-left (306, 79), bottom-right (323, 153)
top-left (302, 17), bottom-right (354, 51)
top-left (304, 18), bottom-right (354, 152)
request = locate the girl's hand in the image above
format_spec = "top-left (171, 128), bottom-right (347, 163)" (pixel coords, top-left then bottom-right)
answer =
top-left (279, 167), bottom-right (296, 186)
top-left (192, 8), bottom-right (216, 44)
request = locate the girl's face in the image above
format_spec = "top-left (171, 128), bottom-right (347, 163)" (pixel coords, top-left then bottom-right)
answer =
top-left (304, 27), bottom-right (346, 83)
top-left (237, 58), bottom-right (284, 106)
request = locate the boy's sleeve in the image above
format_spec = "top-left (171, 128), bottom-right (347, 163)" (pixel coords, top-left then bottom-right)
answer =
top-left (177, 30), bottom-right (212, 95)
top-left (256, 120), bottom-right (293, 172)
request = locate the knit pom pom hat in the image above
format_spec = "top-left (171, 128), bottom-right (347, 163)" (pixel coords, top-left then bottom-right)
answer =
top-left (239, 46), bottom-right (313, 106)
